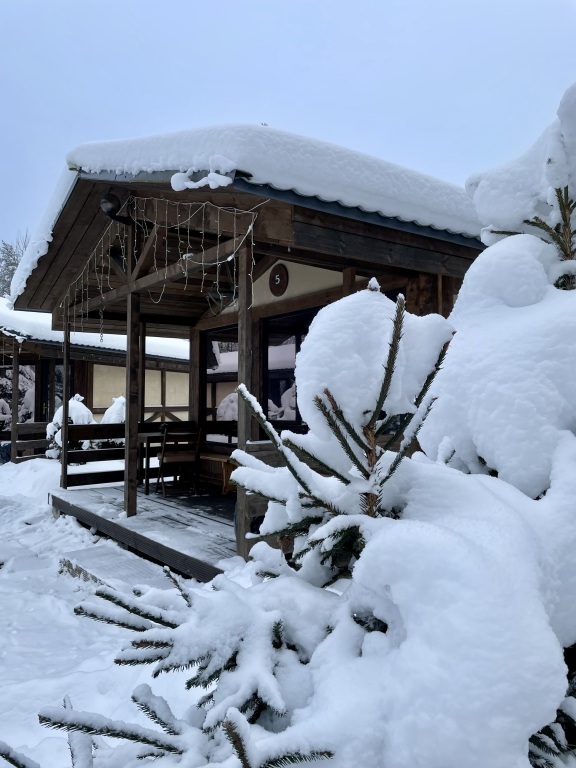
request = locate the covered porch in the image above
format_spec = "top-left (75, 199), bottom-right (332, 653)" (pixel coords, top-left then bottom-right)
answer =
top-left (13, 125), bottom-right (482, 565)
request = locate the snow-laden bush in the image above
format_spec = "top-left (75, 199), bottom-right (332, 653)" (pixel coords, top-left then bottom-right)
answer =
top-left (99, 395), bottom-right (125, 425)
top-left (45, 394), bottom-right (95, 460)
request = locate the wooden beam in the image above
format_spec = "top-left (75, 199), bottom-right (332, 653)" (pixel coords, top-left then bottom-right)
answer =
top-left (132, 225), bottom-right (166, 281)
top-left (60, 319), bottom-right (71, 488)
top-left (124, 292), bottom-right (140, 517)
top-left (68, 237), bottom-right (241, 315)
top-left (293, 221), bottom-right (475, 278)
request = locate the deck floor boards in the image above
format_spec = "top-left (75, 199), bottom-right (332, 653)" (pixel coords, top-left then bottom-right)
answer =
top-left (50, 485), bottom-right (237, 582)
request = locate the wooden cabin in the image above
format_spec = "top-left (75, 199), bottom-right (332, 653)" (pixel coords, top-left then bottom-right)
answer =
top-left (12, 124), bottom-right (482, 571)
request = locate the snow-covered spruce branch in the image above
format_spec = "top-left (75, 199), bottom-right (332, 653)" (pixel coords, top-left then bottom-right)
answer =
top-left (73, 601), bottom-right (157, 632)
top-left (313, 393), bottom-right (370, 480)
top-left (131, 684), bottom-right (183, 736)
top-left (62, 696), bottom-right (95, 768)
top-left (161, 566), bottom-right (193, 607)
top-left (115, 641), bottom-right (172, 667)
top-left (378, 398), bottom-right (436, 488)
top-left (91, 587), bottom-right (182, 628)
top-left (223, 718), bottom-right (333, 768)
top-left (0, 742), bottom-right (41, 768)
top-left (377, 340), bottom-right (448, 446)
top-left (282, 435), bottom-right (351, 485)
top-left (367, 293), bottom-right (405, 431)
top-left (38, 707), bottom-right (183, 755)
top-left (237, 385), bottom-right (344, 516)
top-left (492, 185), bottom-right (576, 289)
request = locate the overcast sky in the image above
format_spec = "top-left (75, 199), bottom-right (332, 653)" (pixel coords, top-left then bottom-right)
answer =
top-left (1, 0), bottom-right (576, 246)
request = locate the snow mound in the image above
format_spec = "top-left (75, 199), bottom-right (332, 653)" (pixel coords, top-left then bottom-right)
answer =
top-left (467, 82), bottom-right (576, 242)
top-left (419, 233), bottom-right (576, 499)
top-left (295, 285), bottom-right (453, 440)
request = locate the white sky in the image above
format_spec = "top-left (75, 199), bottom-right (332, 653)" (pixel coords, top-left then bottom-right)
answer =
top-left (1, 0), bottom-right (576, 245)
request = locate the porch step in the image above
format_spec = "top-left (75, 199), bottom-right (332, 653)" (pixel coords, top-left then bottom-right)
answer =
top-left (60, 545), bottom-right (174, 591)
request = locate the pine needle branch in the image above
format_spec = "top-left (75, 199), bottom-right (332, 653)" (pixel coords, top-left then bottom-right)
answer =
top-left (282, 437), bottom-right (350, 485)
top-left (38, 710), bottom-right (183, 754)
top-left (131, 690), bottom-right (181, 736)
top-left (93, 588), bottom-right (180, 629)
top-left (261, 750), bottom-right (334, 767)
top-left (115, 647), bottom-right (171, 667)
top-left (162, 567), bottom-right (192, 607)
top-left (0, 742), bottom-right (41, 768)
top-left (323, 388), bottom-right (369, 454)
top-left (314, 394), bottom-right (369, 479)
top-left (73, 604), bottom-right (152, 632)
top-left (223, 720), bottom-right (251, 768)
top-left (367, 294), bottom-right (405, 429)
top-left (237, 386), bottom-right (314, 496)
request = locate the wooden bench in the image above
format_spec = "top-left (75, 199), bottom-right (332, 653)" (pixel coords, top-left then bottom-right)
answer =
top-left (198, 452), bottom-right (236, 495)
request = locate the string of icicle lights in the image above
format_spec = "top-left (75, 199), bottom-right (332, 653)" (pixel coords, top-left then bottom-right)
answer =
top-left (60, 196), bottom-right (261, 335)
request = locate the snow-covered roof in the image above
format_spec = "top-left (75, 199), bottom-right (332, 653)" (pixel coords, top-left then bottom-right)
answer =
top-left (0, 297), bottom-right (189, 360)
top-left (68, 124), bottom-right (481, 237)
top-left (11, 124), bottom-right (481, 303)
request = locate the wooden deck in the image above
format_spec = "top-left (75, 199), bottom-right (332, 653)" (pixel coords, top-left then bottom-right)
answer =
top-left (50, 485), bottom-right (237, 582)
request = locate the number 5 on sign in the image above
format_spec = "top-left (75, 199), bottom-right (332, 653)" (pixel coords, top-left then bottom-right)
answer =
top-left (269, 264), bottom-right (288, 296)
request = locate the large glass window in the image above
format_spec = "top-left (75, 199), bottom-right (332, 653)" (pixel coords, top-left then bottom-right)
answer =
top-left (264, 308), bottom-right (319, 431)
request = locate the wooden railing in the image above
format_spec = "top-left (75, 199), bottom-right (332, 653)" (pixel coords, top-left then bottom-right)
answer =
top-left (1, 422), bottom-right (51, 464)
top-left (62, 422), bottom-right (165, 488)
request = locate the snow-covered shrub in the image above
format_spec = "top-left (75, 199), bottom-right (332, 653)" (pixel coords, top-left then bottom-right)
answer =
top-left (216, 391), bottom-right (238, 421)
top-left (45, 394), bottom-right (95, 460)
top-left (99, 395), bottom-right (125, 425)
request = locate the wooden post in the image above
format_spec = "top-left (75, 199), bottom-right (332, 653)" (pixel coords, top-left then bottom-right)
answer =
top-left (437, 274), bottom-right (444, 318)
top-left (10, 342), bottom-right (20, 463)
top-left (124, 292), bottom-right (141, 517)
top-left (237, 246), bottom-right (253, 450)
top-left (48, 360), bottom-right (56, 420)
top-left (189, 327), bottom-right (200, 425)
top-left (60, 318), bottom-right (71, 488)
top-left (342, 267), bottom-right (356, 296)
top-left (236, 246), bottom-right (253, 559)
top-left (139, 321), bottom-right (146, 423)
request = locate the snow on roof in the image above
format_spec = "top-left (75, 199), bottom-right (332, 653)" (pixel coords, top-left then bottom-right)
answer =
top-left (466, 82), bottom-right (576, 244)
top-left (0, 297), bottom-right (189, 360)
top-left (67, 124), bottom-right (480, 237)
top-left (11, 124), bottom-right (481, 303)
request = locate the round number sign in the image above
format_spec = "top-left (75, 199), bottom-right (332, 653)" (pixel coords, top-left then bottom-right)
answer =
top-left (269, 263), bottom-right (289, 297)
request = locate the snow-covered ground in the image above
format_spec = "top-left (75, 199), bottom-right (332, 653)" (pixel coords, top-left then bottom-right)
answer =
top-left (0, 459), bottom-right (193, 765)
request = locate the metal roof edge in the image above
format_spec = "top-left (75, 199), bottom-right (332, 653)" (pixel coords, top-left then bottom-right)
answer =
top-left (232, 178), bottom-right (482, 250)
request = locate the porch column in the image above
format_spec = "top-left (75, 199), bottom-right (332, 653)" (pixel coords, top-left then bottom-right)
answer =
top-left (10, 341), bottom-right (20, 463)
top-left (236, 246), bottom-right (257, 559)
top-left (139, 321), bottom-right (146, 423)
top-left (124, 292), bottom-right (140, 517)
top-left (60, 318), bottom-right (71, 488)
top-left (189, 327), bottom-right (200, 426)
